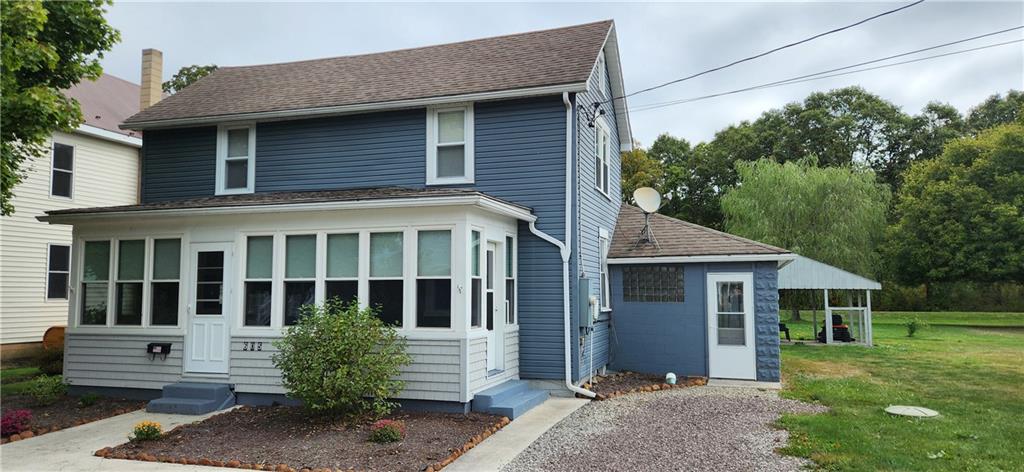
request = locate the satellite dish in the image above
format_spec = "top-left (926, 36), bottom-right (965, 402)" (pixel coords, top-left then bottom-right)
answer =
top-left (633, 187), bottom-right (662, 213)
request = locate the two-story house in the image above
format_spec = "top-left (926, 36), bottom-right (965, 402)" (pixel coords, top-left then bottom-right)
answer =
top-left (43, 21), bottom-right (791, 418)
top-left (0, 73), bottom-right (146, 356)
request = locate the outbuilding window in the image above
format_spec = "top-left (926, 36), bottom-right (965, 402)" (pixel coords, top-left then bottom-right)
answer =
top-left (426, 105), bottom-right (474, 185)
top-left (216, 125), bottom-right (255, 195)
top-left (622, 265), bottom-right (684, 303)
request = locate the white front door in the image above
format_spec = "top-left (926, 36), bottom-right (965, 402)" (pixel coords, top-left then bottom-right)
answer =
top-left (706, 272), bottom-right (756, 380)
top-left (184, 243), bottom-right (232, 374)
top-left (485, 241), bottom-right (504, 372)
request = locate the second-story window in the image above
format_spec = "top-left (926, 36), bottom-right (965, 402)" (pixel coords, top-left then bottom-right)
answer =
top-left (51, 142), bottom-right (74, 198)
top-left (427, 105), bottom-right (474, 185)
top-left (595, 122), bottom-right (610, 196)
top-left (217, 125), bottom-right (255, 195)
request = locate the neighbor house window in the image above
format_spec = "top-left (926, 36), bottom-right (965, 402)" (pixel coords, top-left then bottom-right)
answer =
top-left (416, 230), bottom-right (452, 328)
top-left (46, 244), bottom-right (70, 300)
top-left (595, 122), bottom-right (610, 196)
top-left (369, 232), bottom-right (404, 326)
top-left (216, 125), bottom-right (255, 194)
top-left (50, 143), bottom-right (74, 198)
top-left (622, 265), bottom-right (684, 303)
top-left (470, 230), bottom-right (482, 328)
top-left (151, 239), bottom-right (181, 326)
top-left (426, 105), bottom-right (474, 185)
top-left (599, 230), bottom-right (610, 310)
top-left (80, 241), bottom-right (110, 325)
top-left (325, 233), bottom-right (358, 306)
top-left (505, 236), bottom-right (516, 324)
top-left (283, 235), bottom-right (316, 325)
top-left (115, 240), bottom-right (144, 325)
top-left (244, 236), bottom-right (273, 327)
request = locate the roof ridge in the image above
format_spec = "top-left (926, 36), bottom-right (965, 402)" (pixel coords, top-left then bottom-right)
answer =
top-left (217, 20), bottom-right (614, 71)
top-left (626, 204), bottom-right (790, 254)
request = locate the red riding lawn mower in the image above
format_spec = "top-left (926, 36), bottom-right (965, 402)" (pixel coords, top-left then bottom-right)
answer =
top-left (817, 314), bottom-right (855, 343)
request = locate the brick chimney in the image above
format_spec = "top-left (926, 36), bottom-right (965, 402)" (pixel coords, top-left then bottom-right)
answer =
top-left (139, 48), bottom-right (163, 110)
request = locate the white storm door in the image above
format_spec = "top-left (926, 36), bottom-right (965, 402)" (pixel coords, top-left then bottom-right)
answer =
top-left (706, 272), bottom-right (756, 380)
top-left (485, 241), bottom-right (504, 372)
top-left (185, 243), bottom-right (233, 374)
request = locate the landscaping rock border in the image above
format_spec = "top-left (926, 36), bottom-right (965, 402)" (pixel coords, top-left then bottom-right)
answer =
top-left (1, 406), bottom-right (142, 445)
top-left (94, 413), bottom-right (512, 472)
top-left (580, 374), bottom-right (708, 400)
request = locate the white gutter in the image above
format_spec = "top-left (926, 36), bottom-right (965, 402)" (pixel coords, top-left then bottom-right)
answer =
top-left (74, 124), bottom-right (143, 148)
top-left (608, 253), bottom-right (797, 265)
top-left (121, 83), bottom-right (587, 130)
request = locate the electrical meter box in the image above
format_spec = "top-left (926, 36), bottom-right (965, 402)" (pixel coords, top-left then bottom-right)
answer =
top-left (578, 277), bottom-right (593, 329)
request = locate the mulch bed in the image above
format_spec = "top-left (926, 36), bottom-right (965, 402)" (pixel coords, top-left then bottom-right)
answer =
top-left (582, 371), bottom-right (707, 400)
top-left (98, 405), bottom-right (507, 472)
top-left (1, 394), bottom-right (145, 444)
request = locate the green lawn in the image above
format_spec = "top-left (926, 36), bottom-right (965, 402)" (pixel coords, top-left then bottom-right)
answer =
top-left (777, 311), bottom-right (1024, 471)
top-left (0, 366), bottom-right (42, 396)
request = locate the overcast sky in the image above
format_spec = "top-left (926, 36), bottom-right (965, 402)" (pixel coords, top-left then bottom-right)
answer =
top-left (99, 1), bottom-right (1023, 146)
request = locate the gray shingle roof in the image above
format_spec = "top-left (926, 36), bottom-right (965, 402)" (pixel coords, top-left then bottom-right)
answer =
top-left (610, 205), bottom-right (790, 259)
top-left (63, 73), bottom-right (141, 137)
top-left (44, 187), bottom-right (529, 217)
top-left (123, 21), bottom-right (613, 127)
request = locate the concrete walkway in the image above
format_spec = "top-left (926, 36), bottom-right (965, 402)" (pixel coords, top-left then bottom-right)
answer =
top-left (445, 397), bottom-right (589, 472)
top-left (1, 408), bottom-right (227, 472)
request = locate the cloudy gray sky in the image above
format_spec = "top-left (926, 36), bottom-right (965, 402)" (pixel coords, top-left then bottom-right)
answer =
top-left (99, 1), bottom-right (1023, 146)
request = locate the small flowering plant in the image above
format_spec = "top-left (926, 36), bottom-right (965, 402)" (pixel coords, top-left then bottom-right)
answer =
top-left (1, 409), bottom-right (32, 436)
top-left (129, 420), bottom-right (163, 441)
top-left (368, 419), bottom-right (406, 443)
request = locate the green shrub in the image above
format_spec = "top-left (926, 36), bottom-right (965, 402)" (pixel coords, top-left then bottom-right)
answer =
top-left (78, 392), bottom-right (100, 407)
top-left (272, 299), bottom-right (412, 418)
top-left (129, 421), bottom-right (162, 441)
top-left (905, 318), bottom-right (928, 337)
top-left (368, 419), bottom-right (406, 443)
top-left (37, 346), bottom-right (63, 376)
top-left (26, 375), bottom-right (67, 406)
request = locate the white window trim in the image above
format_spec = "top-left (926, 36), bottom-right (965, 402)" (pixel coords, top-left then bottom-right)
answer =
top-left (469, 228), bottom-right (484, 330)
top-left (49, 142), bottom-right (74, 200)
top-left (240, 233), bottom-right (277, 330)
top-left (215, 124), bottom-right (256, 195)
top-left (282, 233), bottom-right (317, 326)
top-left (114, 239), bottom-right (147, 326)
top-left (45, 243), bottom-right (70, 301)
top-left (599, 228), bottom-right (611, 311)
top-left (426, 104), bottom-right (474, 185)
top-left (150, 238), bottom-right (183, 326)
top-left (323, 232), bottom-right (359, 306)
top-left (595, 119), bottom-right (611, 199)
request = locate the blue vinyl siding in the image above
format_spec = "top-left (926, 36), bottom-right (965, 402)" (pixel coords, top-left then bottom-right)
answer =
top-left (141, 126), bottom-right (217, 202)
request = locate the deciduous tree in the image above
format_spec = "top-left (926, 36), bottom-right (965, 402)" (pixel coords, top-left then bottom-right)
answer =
top-left (162, 64), bottom-right (218, 94)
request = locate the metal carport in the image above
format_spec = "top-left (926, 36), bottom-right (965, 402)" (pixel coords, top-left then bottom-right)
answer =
top-left (778, 255), bottom-right (882, 346)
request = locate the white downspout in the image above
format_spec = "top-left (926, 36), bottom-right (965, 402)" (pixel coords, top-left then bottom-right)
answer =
top-left (522, 91), bottom-right (595, 399)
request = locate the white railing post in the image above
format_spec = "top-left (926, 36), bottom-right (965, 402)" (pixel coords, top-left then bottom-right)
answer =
top-left (824, 288), bottom-right (833, 344)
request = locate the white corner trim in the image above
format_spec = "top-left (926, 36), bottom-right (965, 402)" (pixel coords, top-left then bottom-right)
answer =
top-left (73, 124), bottom-right (143, 148)
top-left (608, 253), bottom-right (797, 265)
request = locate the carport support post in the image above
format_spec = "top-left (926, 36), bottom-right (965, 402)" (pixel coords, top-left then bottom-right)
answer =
top-left (824, 289), bottom-right (833, 344)
top-left (866, 290), bottom-right (874, 346)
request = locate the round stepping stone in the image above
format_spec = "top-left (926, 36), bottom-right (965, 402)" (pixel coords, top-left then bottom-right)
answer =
top-left (885, 405), bottom-right (939, 417)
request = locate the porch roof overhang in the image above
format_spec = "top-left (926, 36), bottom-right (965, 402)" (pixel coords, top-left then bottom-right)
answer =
top-left (39, 187), bottom-right (535, 224)
top-left (777, 255), bottom-right (882, 291)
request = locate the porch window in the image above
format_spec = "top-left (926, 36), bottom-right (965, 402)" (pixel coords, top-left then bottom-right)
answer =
top-left (470, 230), bottom-right (482, 328)
top-left (595, 122), bottom-right (610, 196)
top-left (151, 239), bottom-right (181, 326)
top-left (284, 235), bottom-right (316, 325)
top-left (244, 236), bottom-right (273, 327)
top-left (369, 232), bottom-right (403, 326)
top-left (416, 230), bottom-right (452, 328)
top-left (505, 236), bottom-right (516, 324)
top-left (46, 244), bottom-right (70, 300)
top-left (81, 241), bottom-right (110, 325)
top-left (115, 240), bottom-right (144, 326)
top-left (325, 233), bottom-right (358, 306)
top-left (216, 125), bottom-right (255, 195)
top-left (50, 142), bottom-right (74, 198)
top-left (426, 105), bottom-right (474, 185)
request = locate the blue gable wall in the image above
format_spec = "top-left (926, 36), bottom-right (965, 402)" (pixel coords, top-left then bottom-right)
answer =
top-left (141, 126), bottom-right (217, 202)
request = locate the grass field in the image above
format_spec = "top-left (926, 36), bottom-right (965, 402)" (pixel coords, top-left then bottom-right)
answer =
top-left (777, 311), bottom-right (1024, 471)
top-left (0, 366), bottom-right (43, 396)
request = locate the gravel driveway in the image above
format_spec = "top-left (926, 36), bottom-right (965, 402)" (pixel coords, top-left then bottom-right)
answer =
top-left (502, 386), bottom-right (827, 472)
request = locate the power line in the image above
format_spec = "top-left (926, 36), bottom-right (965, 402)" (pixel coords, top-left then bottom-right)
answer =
top-left (626, 38), bottom-right (1023, 114)
top-left (601, 0), bottom-right (926, 106)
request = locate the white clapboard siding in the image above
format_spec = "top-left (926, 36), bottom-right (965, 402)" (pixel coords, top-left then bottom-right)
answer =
top-left (64, 334), bottom-right (182, 390)
top-left (467, 329), bottom-right (520, 394)
top-left (0, 130), bottom-right (139, 344)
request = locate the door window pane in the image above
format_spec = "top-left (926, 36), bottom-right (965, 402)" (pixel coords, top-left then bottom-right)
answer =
top-left (116, 282), bottom-right (143, 325)
top-left (326, 234), bottom-right (358, 278)
top-left (118, 240), bottom-right (145, 280)
top-left (153, 239), bottom-right (181, 279)
top-left (81, 282), bottom-right (108, 325)
top-left (83, 241), bottom-right (110, 281)
top-left (244, 281), bottom-right (272, 326)
top-left (151, 282), bottom-right (179, 325)
top-left (369, 280), bottom-right (403, 326)
top-left (246, 236), bottom-right (273, 279)
top-left (416, 279), bottom-right (451, 328)
top-left (227, 128), bottom-right (249, 157)
top-left (717, 282), bottom-right (744, 312)
top-left (417, 230), bottom-right (450, 276)
top-left (716, 281), bottom-right (745, 346)
top-left (370, 232), bottom-right (403, 277)
top-left (226, 159), bottom-right (248, 189)
top-left (284, 281), bottom-right (315, 325)
top-left (437, 110), bottom-right (465, 143)
top-left (437, 146), bottom-right (465, 177)
top-left (285, 235), bottom-right (316, 279)
top-left (326, 280), bottom-right (357, 306)
top-left (195, 251), bottom-right (224, 315)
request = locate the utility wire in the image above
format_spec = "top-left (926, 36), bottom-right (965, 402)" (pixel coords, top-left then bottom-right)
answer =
top-left (601, 0), bottom-right (926, 105)
top-left (625, 38), bottom-right (1023, 114)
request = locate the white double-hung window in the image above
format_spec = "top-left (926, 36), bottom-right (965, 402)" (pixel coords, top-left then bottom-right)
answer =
top-left (427, 105), bottom-right (474, 185)
top-left (595, 121), bottom-right (611, 196)
top-left (216, 125), bottom-right (255, 194)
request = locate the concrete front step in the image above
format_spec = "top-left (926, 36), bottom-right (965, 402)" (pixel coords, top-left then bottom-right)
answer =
top-left (472, 380), bottom-right (549, 420)
top-left (147, 382), bottom-right (235, 415)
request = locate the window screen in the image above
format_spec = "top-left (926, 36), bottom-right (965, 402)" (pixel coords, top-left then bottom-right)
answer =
top-left (622, 265), bottom-right (684, 303)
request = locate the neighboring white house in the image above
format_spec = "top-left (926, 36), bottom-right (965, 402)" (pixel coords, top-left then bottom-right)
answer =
top-left (0, 73), bottom-right (146, 353)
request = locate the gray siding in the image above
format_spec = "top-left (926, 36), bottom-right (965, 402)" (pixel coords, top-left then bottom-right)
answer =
top-left (467, 330), bottom-right (520, 394)
top-left (141, 127), bottom-right (216, 202)
top-left (64, 334), bottom-right (183, 390)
